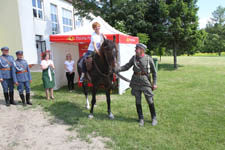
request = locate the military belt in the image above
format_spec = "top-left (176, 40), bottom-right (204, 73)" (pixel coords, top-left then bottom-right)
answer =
top-left (134, 72), bottom-right (146, 76)
top-left (0, 68), bottom-right (11, 71)
top-left (16, 70), bottom-right (28, 74)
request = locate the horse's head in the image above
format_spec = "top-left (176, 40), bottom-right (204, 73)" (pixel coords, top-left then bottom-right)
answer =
top-left (100, 38), bottom-right (118, 70)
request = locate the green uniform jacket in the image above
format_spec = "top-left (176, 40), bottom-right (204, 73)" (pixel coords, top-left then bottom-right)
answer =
top-left (119, 54), bottom-right (157, 91)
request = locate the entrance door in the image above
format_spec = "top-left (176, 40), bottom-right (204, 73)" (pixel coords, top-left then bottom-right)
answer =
top-left (35, 35), bottom-right (46, 64)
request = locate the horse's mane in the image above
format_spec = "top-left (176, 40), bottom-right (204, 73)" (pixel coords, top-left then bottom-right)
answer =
top-left (99, 39), bottom-right (118, 56)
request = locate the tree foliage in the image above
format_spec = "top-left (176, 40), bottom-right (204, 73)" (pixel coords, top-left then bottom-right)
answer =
top-left (72, 0), bottom-right (204, 68)
top-left (201, 6), bottom-right (225, 56)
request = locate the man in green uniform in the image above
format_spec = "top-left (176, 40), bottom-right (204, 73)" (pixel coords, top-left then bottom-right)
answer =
top-left (116, 43), bottom-right (158, 126)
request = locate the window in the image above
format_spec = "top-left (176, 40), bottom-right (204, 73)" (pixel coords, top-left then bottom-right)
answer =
top-left (62, 8), bottom-right (73, 32)
top-left (74, 15), bottom-right (83, 29)
top-left (32, 0), bottom-right (44, 19)
top-left (50, 4), bottom-right (58, 34)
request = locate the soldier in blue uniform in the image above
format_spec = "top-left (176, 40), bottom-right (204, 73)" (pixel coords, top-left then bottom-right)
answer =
top-left (13, 51), bottom-right (32, 106)
top-left (0, 47), bottom-right (16, 106)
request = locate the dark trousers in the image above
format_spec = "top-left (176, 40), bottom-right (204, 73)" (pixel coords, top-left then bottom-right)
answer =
top-left (66, 72), bottom-right (75, 90)
top-left (81, 50), bottom-right (95, 73)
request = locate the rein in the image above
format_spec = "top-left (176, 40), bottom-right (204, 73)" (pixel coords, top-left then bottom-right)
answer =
top-left (93, 57), bottom-right (111, 78)
top-left (93, 53), bottom-right (114, 87)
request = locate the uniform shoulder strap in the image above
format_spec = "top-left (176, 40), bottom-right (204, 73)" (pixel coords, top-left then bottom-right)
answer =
top-left (0, 56), bottom-right (12, 66)
top-left (15, 60), bottom-right (26, 70)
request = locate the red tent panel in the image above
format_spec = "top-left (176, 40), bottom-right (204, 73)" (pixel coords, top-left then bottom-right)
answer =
top-left (50, 34), bottom-right (138, 44)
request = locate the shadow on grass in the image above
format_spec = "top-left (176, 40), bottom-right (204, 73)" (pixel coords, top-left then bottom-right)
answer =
top-left (45, 101), bottom-right (89, 125)
top-left (91, 111), bottom-right (138, 123)
top-left (158, 63), bottom-right (184, 71)
top-left (31, 84), bottom-right (44, 92)
top-left (42, 100), bottom-right (137, 126)
top-left (32, 94), bottom-right (46, 100)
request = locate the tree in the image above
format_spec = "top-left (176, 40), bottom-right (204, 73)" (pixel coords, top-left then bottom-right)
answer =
top-left (211, 5), bottom-right (225, 25)
top-left (166, 0), bottom-right (200, 68)
top-left (203, 6), bottom-right (225, 56)
top-left (156, 47), bottom-right (166, 61)
top-left (137, 33), bottom-right (150, 45)
top-left (144, 0), bottom-right (169, 56)
top-left (72, 0), bottom-right (147, 33)
top-left (72, 0), bottom-right (203, 68)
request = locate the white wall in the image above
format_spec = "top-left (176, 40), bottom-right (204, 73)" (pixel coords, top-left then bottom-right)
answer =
top-left (31, 0), bottom-right (75, 57)
top-left (51, 42), bottom-right (79, 90)
top-left (0, 0), bottom-right (23, 58)
top-left (17, 0), bottom-right (38, 64)
top-left (118, 44), bottom-right (136, 95)
top-left (0, 0), bottom-right (91, 64)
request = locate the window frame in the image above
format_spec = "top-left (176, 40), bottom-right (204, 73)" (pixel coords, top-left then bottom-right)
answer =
top-left (62, 8), bottom-right (73, 32)
top-left (32, 0), bottom-right (44, 20)
top-left (50, 3), bottom-right (59, 34)
top-left (74, 15), bottom-right (83, 29)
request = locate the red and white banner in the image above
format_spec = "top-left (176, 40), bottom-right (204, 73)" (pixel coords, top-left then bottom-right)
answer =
top-left (50, 34), bottom-right (139, 44)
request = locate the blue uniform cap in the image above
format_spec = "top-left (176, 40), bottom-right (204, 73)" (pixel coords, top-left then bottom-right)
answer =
top-left (16, 50), bottom-right (23, 55)
top-left (136, 43), bottom-right (147, 51)
top-left (1, 47), bottom-right (9, 51)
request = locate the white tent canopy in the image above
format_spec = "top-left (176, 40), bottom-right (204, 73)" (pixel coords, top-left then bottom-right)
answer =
top-left (50, 16), bottom-right (139, 94)
top-left (58, 16), bottom-right (126, 35)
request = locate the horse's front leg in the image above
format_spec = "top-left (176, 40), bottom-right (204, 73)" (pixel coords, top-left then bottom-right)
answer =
top-left (82, 82), bottom-right (90, 109)
top-left (106, 88), bottom-right (114, 119)
top-left (89, 85), bottom-right (97, 119)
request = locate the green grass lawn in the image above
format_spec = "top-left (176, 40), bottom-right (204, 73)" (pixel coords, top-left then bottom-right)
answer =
top-left (30, 56), bottom-right (225, 150)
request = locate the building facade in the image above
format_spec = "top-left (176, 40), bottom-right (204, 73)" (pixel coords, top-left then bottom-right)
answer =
top-left (0, 0), bottom-right (90, 64)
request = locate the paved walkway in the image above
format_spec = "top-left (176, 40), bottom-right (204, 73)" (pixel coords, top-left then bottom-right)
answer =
top-left (0, 79), bottom-right (110, 150)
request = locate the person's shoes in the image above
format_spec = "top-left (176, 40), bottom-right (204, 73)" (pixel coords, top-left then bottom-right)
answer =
top-left (26, 93), bottom-right (32, 105)
top-left (4, 93), bottom-right (10, 107)
top-left (79, 77), bottom-right (84, 83)
top-left (19, 94), bottom-right (26, 106)
top-left (152, 117), bottom-right (158, 126)
top-left (6, 101), bottom-right (10, 106)
top-left (80, 73), bottom-right (85, 83)
top-left (139, 119), bottom-right (144, 127)
top-left (9, 91), bottom-right (16, 105)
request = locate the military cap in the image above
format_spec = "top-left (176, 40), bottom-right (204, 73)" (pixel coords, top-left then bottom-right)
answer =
top-left (16, 50), bottom-right (23, 55)
top-left (1, 47), bottom-right (9, 51)
top-left (136, 43), bottom-right (147, 51)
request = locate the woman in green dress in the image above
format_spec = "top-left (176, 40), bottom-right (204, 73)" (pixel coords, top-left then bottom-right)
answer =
top-left (40, 52), bottom-right (55, 100)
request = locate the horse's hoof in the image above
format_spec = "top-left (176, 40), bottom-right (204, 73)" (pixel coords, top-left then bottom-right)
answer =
top-left (86, 105), bottom-right (90, 110)
top-left (88, 114), bottom-right (94, 119)
top-left (108, 113), bottom-right (114, 120)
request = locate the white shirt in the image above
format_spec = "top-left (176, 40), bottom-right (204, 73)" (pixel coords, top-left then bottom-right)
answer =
top-left (41, 60), bottom-right (54, 69)
top-left (88, 32), bottom-right (104, 51)
top-left (64, 60), bottom-right (74, 72)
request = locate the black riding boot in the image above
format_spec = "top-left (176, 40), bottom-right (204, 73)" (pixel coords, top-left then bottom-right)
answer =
top-left (9, 91), bottom-right (16, 105)
top-left (136, 104), bottom-right (144, 126)
top-left (149, 103), bottom-right (157, 126)
top-left (26, 93), bottom-right (32, 105)
top-left (19, 94), bottom-right (26, 106)
top-left (4, 92), bottom-right (10, 106)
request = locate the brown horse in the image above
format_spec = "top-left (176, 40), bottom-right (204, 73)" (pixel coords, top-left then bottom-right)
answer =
top-left (77, 38), bottom-right (118, 119)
